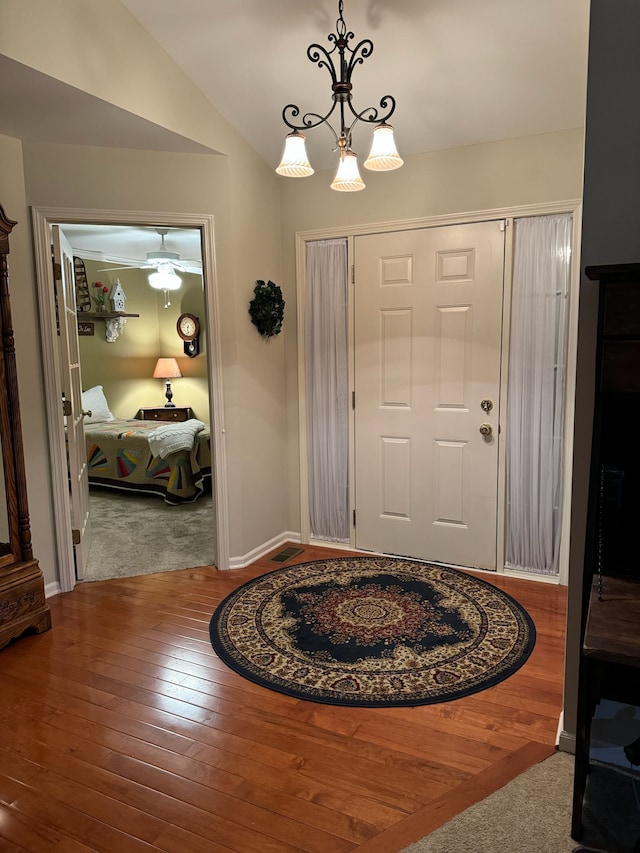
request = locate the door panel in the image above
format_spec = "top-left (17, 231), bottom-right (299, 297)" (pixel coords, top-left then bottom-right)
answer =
top-left (354, 220), bottom-right (505, 569)
top-left (52, 226), bottom-right (91, 580)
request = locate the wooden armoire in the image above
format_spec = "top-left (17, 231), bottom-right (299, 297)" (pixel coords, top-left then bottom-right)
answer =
top-left (0, 203), bottom-right (51, 649)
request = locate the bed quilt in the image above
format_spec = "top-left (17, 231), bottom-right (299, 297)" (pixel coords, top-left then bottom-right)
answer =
top-left (85, 418), bottom-right (211, 504)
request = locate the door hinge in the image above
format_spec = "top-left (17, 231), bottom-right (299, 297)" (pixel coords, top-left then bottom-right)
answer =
top-left (352, 390), bottom-right (355, 409)
top-left (62, 398), bottom-right (72, 417)
top-left (353, 509), bottom-right (356, 527)
top-left (53, 261), bottom-right (62, 281)
top-left (351, 264), bottom-right (355, 284)
top-left (72, 528), bottom-right (81, 545)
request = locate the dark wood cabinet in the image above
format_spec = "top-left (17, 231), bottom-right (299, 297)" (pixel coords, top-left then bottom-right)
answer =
top-left (586, 263), bottom-right (640, 580)
top-left (571, 263), bottom-right (640, 843)
top-left (0, 204), bottom-right (51, 650)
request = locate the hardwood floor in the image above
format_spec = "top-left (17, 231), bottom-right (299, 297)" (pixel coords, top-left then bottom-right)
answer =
top-left (0, 545), bottom-right (567, 852)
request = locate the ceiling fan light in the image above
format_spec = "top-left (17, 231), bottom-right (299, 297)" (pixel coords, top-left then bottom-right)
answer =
top-left (148, 264), bottom-right (182, 291)
top-left (330, 150), bottom-right (365, 192)
top-left (276, 131), bottom-right (314, 177)
top-left (364, 123), bottom-right (404, 171)
top-left (147, 249), bottom-right (181, 263)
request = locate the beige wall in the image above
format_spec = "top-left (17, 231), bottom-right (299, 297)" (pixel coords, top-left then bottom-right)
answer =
top-left (21, 139), bottom-right (286, 566)
top-left (78, 262), bottom-right (209, 420)
top-left (280, 128), bottom-right (584, 233)
top-left (0, 0), bottom-right (288, 576)
top-left (280, 128), bottom-right (586, 532)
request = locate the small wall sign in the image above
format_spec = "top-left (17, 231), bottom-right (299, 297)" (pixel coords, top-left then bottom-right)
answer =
top-left (77, 321), bottom-right (95, 336)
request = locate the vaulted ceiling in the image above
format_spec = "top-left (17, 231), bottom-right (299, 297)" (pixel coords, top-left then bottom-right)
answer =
top-left (0, 0), bottom-right (590, 260)
top-left (121, 0), bottom-right (590, 172)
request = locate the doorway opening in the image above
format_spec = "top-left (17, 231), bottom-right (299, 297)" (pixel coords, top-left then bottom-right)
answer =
top-left (70, 223), bottom-right (213, 581)
top-left (32, 207), bottom-right (229, 592)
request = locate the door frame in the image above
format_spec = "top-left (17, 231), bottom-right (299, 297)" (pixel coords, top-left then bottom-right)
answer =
top-left (31, 206), bottom-right (230, 592)
top-left (295, 199), bottom-right (582, 584)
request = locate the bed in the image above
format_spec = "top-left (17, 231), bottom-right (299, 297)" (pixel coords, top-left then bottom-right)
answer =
top-left (85, 418), bottom-right (211, 505)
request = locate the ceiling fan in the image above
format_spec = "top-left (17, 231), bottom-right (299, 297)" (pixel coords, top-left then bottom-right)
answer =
top-left (97, 229), bottom-right (202, 275)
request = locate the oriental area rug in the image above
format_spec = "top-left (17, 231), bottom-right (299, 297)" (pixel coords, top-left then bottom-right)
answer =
top-left (209, 556), bottom-right (536, 707)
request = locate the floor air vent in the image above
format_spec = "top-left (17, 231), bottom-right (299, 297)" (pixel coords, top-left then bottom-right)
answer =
top-left (270, 547), bottom-right (304, 563)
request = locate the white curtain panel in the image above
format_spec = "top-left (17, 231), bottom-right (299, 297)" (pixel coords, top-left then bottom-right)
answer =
top-left (506, 213), bottom-right (572, 575)
top-left (305, 238), bottom-right (350, 542)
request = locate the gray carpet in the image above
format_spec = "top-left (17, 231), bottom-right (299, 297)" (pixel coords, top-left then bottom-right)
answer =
top-left (401, 752), bottom-right (576, 853)
top-left (402, 751), bottom-right (640, 853)
top-left (83, 488), bottom-right (216, 581)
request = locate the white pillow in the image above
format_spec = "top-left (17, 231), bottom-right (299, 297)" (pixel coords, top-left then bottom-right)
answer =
top-left (81, 385), bottom-right (115, 423)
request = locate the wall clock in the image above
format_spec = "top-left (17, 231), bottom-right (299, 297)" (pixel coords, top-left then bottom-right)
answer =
top-left (177, 312), bottom-right (200, 357)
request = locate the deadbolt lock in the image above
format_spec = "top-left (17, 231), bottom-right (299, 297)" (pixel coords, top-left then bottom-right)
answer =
top-left (481, 399), bottom-right (493, 413)
top-left (479, 423), bottom-right (493, 436)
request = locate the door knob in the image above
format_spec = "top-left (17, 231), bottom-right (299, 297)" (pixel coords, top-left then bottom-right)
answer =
top-left (479, 423), bottom-right (492, 436)
top-left (82, 409), bottom-right (93, 419)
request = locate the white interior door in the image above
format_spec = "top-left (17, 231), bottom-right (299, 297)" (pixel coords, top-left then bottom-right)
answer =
top-left (354, 220), bottom-right (505, 569)
top-left (52, 226), bottom-right (91, 580)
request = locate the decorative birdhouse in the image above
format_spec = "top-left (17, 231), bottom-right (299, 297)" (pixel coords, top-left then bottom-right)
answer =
top-left (110, 279), bottom-right (126, 313)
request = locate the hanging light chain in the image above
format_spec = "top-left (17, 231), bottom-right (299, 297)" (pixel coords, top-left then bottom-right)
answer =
top-left (281, 3), bottom-right (395, 144)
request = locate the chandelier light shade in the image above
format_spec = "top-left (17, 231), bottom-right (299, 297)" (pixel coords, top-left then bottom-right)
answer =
top-left (275, 131), bottom-right (315, 177)
top-left (276, 0), bottom-right (402, 192)
top-left (330, 149), bottom-right (365, 192)
top-left (152, 357), bottom-right (183, 408)
top-left (363, 122), bottom-right (404, 171)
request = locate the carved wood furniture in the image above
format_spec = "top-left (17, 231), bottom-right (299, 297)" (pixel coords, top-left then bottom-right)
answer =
top-left (0, 203), bottom-right (51, 649)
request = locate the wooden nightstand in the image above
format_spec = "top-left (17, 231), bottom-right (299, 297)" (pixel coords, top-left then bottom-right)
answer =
top-left (135, 406), bottom-right (193, 422)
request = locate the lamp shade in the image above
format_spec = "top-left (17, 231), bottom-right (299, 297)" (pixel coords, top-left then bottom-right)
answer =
top-left (364, 123), bottom-right (404, 171)
top-left (153, 357), bottom-right (182, 379)
top-left (276, 131), bottom-right (314, 177)
top-left (330, 150), bottom-right (365, 192)
top-left (148, 263), bottom-right (182, 291)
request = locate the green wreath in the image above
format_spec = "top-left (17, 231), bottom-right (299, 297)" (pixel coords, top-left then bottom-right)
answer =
top-left (249, 279), bottom-right (285, 338)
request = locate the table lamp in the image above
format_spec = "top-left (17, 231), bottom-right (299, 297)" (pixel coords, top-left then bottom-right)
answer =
top-left (153, 357), bottom-right (182, 407)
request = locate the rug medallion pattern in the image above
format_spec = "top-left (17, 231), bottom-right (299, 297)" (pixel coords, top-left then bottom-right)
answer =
top-left (209, 556), bottom-right (536, 707)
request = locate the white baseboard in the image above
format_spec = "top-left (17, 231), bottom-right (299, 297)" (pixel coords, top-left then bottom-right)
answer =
top-left (227, 531), bottom-right (301, 570)
top-left (503, 567), bottom-right (562, 585)
top-left (556, 711), bottom-right (576, 754)
top-left (45, 581), bottom-right (62, 598)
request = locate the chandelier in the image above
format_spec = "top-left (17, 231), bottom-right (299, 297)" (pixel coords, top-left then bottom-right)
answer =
top-left (275, 0), bottom-right (403, 192)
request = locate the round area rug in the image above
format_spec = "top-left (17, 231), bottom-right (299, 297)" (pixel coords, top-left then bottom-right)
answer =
top-left (209, 556), bottom-right (537, 707)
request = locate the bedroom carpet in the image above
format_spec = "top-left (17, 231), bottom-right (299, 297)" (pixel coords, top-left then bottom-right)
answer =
top-left (83, 488), bottom-right (216, 581)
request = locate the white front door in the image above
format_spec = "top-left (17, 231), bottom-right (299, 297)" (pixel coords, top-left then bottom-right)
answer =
top-left (52, 226), bottom-right (91, 580)
top-left (354, 220), bottom-right (505, 569)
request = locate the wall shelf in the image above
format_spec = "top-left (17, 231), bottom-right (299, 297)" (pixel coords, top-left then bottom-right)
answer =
top-left (78, 312), bottom-right (140, 320)
top-left (77, 311), bottom-right (140, 343)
